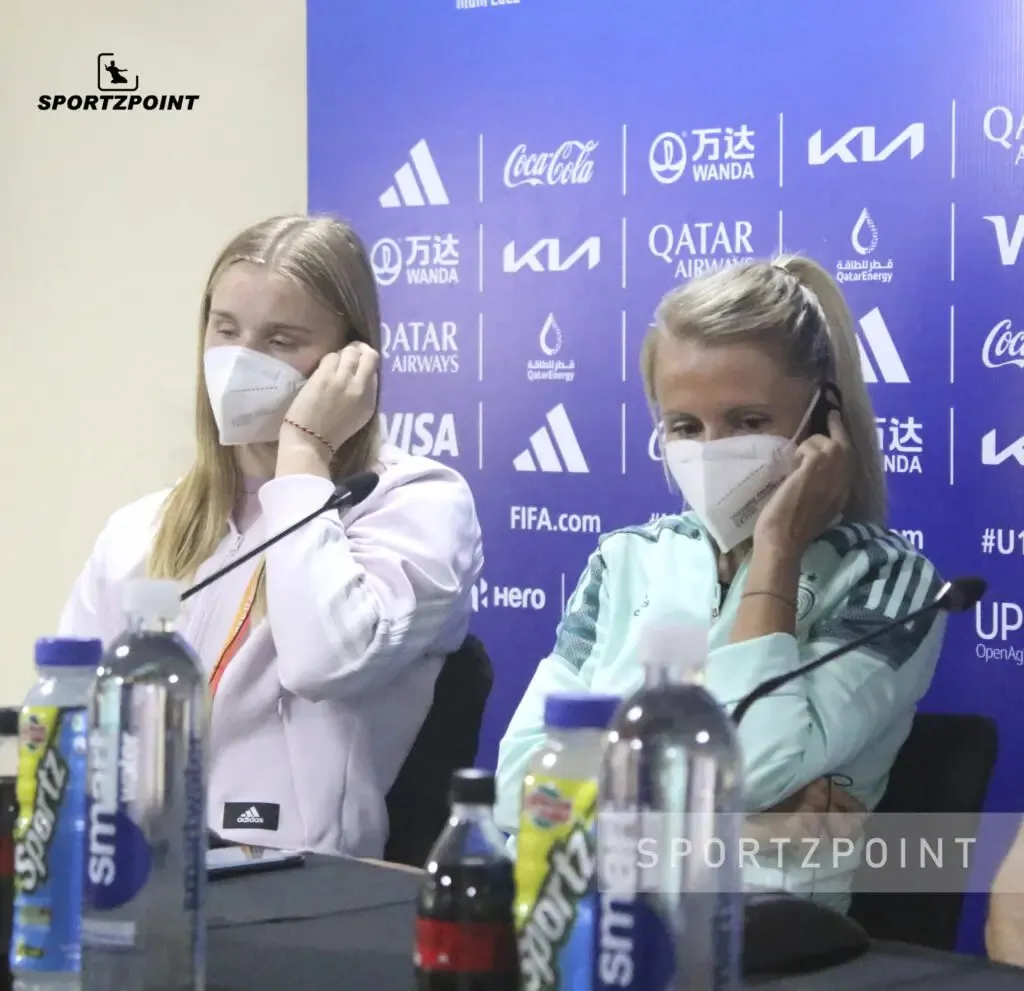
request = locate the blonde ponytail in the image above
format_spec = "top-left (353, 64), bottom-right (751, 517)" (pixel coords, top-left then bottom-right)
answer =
top-left (772, 254), bottom-right (887, 525)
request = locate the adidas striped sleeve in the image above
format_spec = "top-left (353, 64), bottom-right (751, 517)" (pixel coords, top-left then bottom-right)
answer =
top-left (493, 549), bottom-right (608, 835)
top-left (706, 528), bottom-right (947, 812)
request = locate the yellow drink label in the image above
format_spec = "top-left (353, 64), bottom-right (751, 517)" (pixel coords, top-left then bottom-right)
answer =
top-left (515, 773), bottom-right (598, 991)
top-left (13, 704), bottom-right (89, 973)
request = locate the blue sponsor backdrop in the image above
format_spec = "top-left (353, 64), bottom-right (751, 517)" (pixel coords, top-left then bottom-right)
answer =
top-left (308, 0), bottom-right (1024, 950)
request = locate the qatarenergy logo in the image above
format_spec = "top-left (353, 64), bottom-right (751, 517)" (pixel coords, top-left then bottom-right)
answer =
top-left (38, 53), bottom-right (199, 112)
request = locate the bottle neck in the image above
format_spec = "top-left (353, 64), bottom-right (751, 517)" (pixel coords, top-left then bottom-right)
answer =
top-left (127, 615), bottom-right (177, 634)
top-left (450, 802), bottom-right (495, 823)
top-left (644, 661), bottom-right (703, 689)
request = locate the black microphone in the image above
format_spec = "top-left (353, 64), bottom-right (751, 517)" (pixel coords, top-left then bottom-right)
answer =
top-left (181, 470), bottom-right (380, 603)
top-left (731, 576), bottom-right (986, 726)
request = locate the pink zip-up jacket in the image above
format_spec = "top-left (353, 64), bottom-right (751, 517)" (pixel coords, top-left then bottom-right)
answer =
top-left (58, 443), bottom-right (483, 858)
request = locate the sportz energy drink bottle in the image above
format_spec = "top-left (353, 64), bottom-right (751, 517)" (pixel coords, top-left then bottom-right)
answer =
top-left (11, 637), bottom-right (102, 991)
top-left (514, 694), bottom-right (619, 991)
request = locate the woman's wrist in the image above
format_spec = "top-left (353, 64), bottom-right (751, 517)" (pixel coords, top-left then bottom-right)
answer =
top-left (275, 434), bottom-right (332, 480)
top-left (747, 541), bottom-right (802, 594)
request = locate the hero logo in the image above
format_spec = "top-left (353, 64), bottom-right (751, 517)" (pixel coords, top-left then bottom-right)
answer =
top-left (380, 412), bottom-right (459, 458)
top-left (984, 215), bottom-right (1024, 266)
top-left (503, 140), bottom-right (597, 188)
top-left (471, 578), bottom-right (546, 611)
top-left (983, 319), bottom-right (1024, 370)
top-left (981, 431), bottom-right (1024, 466)
top-left (808, 124), bottom-right (924, 165)
top-left (381, 320), bottom-right (459, 374)
top-left (503, 237), bottom-right (600, 274)
top-left (976, 601), bottom-right (1024, 666)
top-left (983, 107), bottom-right (1024, 166)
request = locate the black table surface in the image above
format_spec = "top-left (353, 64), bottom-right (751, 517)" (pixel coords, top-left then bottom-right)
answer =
top-left (207, 855), bottom-right (1024, 990)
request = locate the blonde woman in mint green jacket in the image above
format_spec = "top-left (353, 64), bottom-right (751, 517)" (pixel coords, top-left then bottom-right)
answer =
top-left (496, 255), bottom-right (946, 913)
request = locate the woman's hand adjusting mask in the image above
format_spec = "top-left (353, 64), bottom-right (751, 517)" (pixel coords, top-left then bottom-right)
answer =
top-left (753, 409), bottom-right (852, 561)
top-left (281, 342), bottom-right (379, 458)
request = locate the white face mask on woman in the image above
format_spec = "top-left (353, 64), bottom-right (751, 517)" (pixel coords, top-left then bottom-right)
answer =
top-left (203, 346), bottom-right (307, 446)
top-left (662, 389), bottom-right (820, 552)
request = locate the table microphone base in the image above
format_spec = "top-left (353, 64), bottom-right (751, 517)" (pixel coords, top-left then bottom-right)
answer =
top-left (743, 890), bottom-right (870, 976)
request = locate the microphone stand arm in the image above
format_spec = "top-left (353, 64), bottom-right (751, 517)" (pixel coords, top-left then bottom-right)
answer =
top-left (730, 598), bottom-right (943, 726)
top-left (181, 495), bottom-right (339, 602)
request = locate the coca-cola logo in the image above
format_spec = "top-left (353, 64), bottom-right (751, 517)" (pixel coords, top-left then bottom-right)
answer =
top-left (503, 140), bottom-right (598, 188)
top-left (982, 319), bottom-right (1024, 369)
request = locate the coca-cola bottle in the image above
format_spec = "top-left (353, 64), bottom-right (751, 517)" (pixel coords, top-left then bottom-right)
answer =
top-left (414, 769), bottom-right (518, 991)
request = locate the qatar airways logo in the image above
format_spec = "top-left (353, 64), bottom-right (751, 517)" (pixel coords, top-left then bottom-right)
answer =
top-left (503, 140), bottom-right (597, 188)
top-left (983, 319), bottom-right (1024, 370)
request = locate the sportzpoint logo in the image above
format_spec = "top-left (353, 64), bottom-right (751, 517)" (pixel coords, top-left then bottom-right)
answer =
top-left (513, 405), bottom-right (588, 473)
top-left (984, 215), bottom-right (1024, 266)
top-left (502, 237), bottom-right (600, 274)
top-left (808, 124), bottom-right (924, 165)
top-left (380, 140), bottom-right (449, 208)
top-left (857, 309), bottom-right (909, 383)
top-left (38, 53), bottom-right (199, 112)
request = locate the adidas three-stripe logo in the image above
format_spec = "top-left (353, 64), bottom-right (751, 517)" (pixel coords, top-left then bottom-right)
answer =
top-left (513, 404), bottom-right (589, 473)
top-left (857, 308), bottom-right (909, 383)
top-left (380, 140), bottom-right (449, 208)
top-left (236, 805), bottom-right (264, 825)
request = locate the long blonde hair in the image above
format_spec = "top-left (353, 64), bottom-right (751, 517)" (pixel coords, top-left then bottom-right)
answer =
top-left (148, 214), bottom-right (382, 583)
top-left (640, 254), bottom-right (886, 525)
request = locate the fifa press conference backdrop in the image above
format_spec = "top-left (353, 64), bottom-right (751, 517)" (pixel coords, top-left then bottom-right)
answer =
top-left (308, 0), bottom-right (1023, 947)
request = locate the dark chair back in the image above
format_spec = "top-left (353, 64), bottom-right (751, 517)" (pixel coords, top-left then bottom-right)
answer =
top-left (848, 712), bottom-right (998, 950)
top-left (383, 635), bottom-right (493, 867)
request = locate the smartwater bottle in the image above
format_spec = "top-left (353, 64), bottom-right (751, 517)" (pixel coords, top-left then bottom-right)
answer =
top-left (595, 621), bottom-right (744, 991)
top-left (80, 579), bottom-right (206, 991)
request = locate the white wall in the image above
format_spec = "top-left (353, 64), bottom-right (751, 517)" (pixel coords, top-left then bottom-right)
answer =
top-left (0, 0), bottom-right (307, 702)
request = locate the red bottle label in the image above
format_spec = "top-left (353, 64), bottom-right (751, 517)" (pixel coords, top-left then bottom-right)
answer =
top-left (414, 918), bottom-right (518, 973)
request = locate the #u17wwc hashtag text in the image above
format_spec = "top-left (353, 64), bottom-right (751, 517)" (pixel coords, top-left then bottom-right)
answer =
top-left (981, 529), bottom-right (1024, 555)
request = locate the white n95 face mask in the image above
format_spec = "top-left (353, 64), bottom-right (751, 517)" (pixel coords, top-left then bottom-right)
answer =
top-left (661, 391), bottom-right (819, 552)
top-left (203, 346), bottom-right (307, 446)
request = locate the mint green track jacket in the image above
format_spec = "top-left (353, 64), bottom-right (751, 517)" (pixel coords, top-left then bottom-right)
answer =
top-left (495, 513), bottom-right (947, 912)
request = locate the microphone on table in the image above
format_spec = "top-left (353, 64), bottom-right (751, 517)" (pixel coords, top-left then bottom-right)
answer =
top-left (730, 575), bottom-right (987, 974)
top-left (181, 470), bottom-right (380, 603)
top-left (731, 575), bottom-right (986, 726)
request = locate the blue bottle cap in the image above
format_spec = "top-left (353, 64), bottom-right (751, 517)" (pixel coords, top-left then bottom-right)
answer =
top-left (34, 637), bottom-right (103, 669)
top-left (544, 693), bottom-right (621, 730)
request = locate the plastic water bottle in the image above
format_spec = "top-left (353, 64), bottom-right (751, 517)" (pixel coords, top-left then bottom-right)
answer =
top-left (11, 637), bottom-right (103, 991)
top-left (594, 621), bottom-right (744, 991)
top-left (80, 579), bottom-right (206, 991)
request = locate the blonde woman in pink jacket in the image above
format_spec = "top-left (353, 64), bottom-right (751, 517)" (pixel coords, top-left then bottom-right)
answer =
top-left (59, 215), bottom-right (483, 859)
